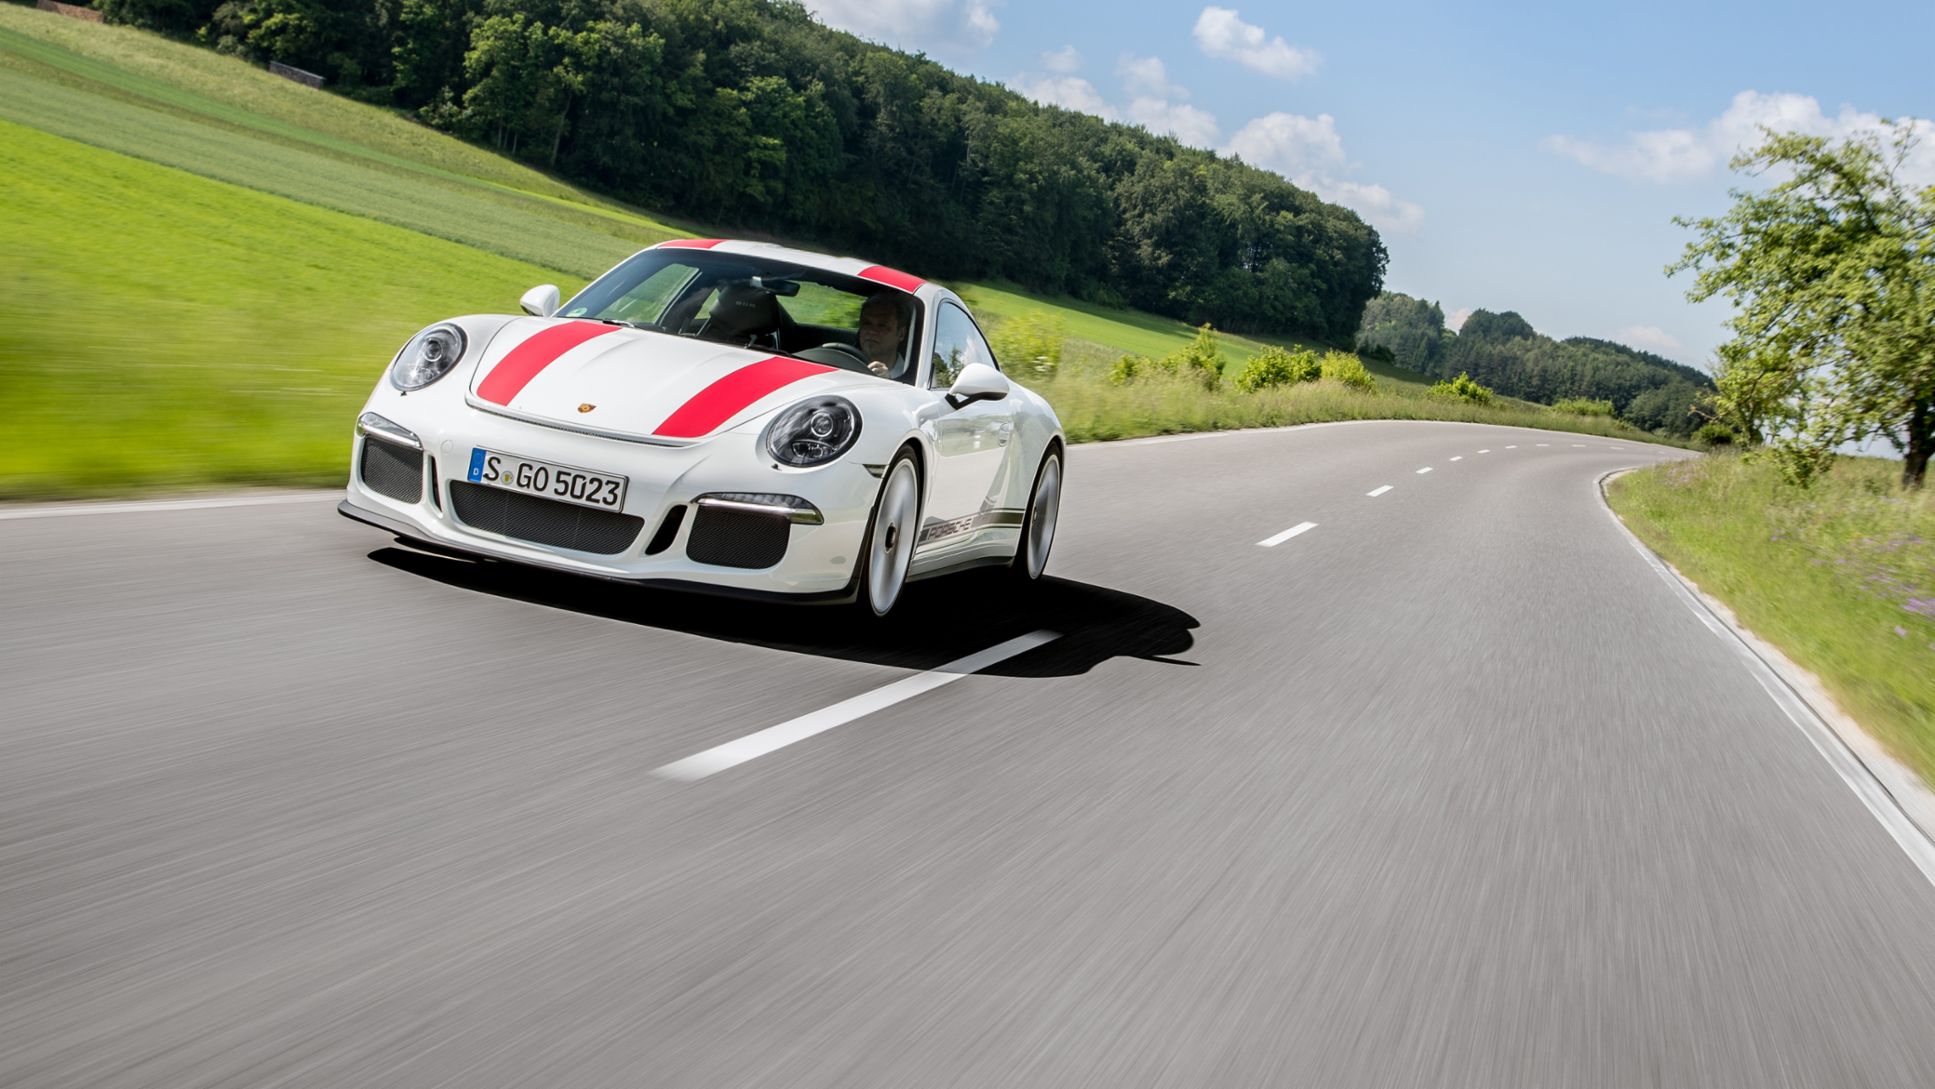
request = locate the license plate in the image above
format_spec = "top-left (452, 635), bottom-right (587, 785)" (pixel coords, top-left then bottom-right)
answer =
top-left (467, 448), bottom-right (627, 510)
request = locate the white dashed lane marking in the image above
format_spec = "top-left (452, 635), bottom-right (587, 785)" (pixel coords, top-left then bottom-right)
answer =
top-left (1367, 485), bottom-right (1393, 498)
top-left (654, 631), bottom-right (1061, 781)
top-left (1416, 467), bottom-right (1433, 474)
top-left (1449, 456), bottom-right (1463, 462)
top-left (1258, 521), bottom-right (1319, 547)
top-left (1478, 449), bottom-right (1491, 454)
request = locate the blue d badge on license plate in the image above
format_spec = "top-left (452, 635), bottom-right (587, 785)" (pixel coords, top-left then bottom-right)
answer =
top-left (467, 448), bottom-right (487, 482)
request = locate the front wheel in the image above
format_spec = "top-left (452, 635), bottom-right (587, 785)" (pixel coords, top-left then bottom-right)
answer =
top-left (857, 452), bottom-right (921, 616)
top-left (1010, 448), bottom-right (1062, 581)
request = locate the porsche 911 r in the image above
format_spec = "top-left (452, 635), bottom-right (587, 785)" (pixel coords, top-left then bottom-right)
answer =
top-left (338, 239), bottom-right (1066, 616)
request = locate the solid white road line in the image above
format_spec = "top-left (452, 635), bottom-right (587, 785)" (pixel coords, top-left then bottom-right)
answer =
top-left (654, 631), bottom-right (1061, 781)
top-left (1449, 456), bottom-right (1464, 462)
top-left (0, 493), bottom-right (330, 521)
top-left (1257, 521), bottom-right (1319, 547)
top-left (1415, 466), bottom-right (1433, 474)
top-left (1366, 485), bottom-right (1393, 497)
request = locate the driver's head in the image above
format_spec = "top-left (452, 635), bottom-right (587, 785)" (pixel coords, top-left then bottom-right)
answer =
top-left (858, 292), bottom-right (906, 367)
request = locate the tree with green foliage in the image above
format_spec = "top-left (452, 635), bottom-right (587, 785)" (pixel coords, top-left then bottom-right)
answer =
top-left (1356, 292), bottom-right (1446, 374)
top-left (1457, 309), bottom-right (1537, 344)
top-left (1672, 124), bottom-right (1935, 488)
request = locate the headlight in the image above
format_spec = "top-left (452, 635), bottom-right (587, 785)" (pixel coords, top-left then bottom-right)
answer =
top-left (764, 396), bottom-right (861, 466)
top-left (389, 322), bottom-right (467, 391)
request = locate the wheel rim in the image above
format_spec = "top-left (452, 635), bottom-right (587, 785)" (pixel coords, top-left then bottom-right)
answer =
top-left (1024, 454), bottom-right (1061, 578)
top-left (867, 461), bottom-right (919, 615)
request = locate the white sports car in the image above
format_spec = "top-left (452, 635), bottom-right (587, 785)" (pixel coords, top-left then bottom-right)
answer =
top-left (339, 239), bottom-right (1066, 616)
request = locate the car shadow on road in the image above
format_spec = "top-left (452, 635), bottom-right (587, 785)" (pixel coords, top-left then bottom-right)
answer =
top-left (367, 545), bottom-right (1199, 678)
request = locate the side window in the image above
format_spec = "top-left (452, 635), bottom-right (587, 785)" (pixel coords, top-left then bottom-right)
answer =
top-left (929, 302), bottom-right (997, 388)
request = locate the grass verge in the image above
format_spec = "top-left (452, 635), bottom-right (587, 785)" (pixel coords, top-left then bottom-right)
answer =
top-left (1607, 454), bottom-right (1935, 785)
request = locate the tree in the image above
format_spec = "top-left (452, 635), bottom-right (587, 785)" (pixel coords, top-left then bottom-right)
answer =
top-left (1671, 124), bottom-right (1935, 488)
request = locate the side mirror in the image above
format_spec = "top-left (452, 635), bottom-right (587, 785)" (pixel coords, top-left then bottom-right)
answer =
top-left (947, 362), bottom-right (1010, 409)
top-left (520, 284), bottom-right (561, 318)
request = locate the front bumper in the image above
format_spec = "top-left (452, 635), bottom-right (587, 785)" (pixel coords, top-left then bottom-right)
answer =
top-left (341, 404), bottom-right (878, 598)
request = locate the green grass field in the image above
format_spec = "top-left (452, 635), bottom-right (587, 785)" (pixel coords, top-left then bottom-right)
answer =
top-left (0, 3), bottom-right (1672, 497)
top-left (1608, 455), bottom-right (1935, 785)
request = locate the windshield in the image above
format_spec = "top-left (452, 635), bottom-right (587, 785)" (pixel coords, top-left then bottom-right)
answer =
top-left (562, 250), bottom-right (925, 384)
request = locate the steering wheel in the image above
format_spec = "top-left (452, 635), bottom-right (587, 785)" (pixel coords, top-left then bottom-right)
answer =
top-left (811, 342), bottom-right (878, 373)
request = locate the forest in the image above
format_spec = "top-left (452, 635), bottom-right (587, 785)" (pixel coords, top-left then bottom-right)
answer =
top-left (87, 0), bottom-right (1387, 342)
top-left (1355, 293), bottom-right (1715, 436)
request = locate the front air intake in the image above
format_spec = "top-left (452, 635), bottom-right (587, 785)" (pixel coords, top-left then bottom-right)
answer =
top-left (448, 483), bottom-right (644, 555)
top-left (685, 505), bottom-right (790, 569)
top-left (359, 439), bottom-right (423, 503)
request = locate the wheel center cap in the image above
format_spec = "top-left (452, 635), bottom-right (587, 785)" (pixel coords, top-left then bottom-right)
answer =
top-left (885, 524), bottom-right (899, 552)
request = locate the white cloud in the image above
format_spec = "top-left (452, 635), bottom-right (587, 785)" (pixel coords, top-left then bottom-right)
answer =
top-left (1226, 112), bottom-right (1423, 232)
top-left (1226, 111), bottom-right (1345, 171)
top-left (1011, 74), bottom-right (1114, 118)
top-left (1193, 6), bottom-right (1319, 80)
top-left (1445, 308), bottom-right (1473, 333)
top-left (1041, 45), bottom-right (1082, 73)
top-left (1126, 97), bottom-right (1220, 148)
top-left (1616, 325), bottom-right (1685, 356)
top-left (1117, 55), bottom-right (1188, 100)
top-left (1015, 54), bottom-right (1216, 146)
top-left (964, 0), bottom-right (998, 44)
top-left (1546, 91), bottom-right (1935, 186)
top-left (803, 0), bottom-right (999, 50)
top-left (1311, 178), bottom-right (1425, 233)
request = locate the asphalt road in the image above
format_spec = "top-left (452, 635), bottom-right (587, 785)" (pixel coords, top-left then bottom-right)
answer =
top-left (5, 420), bottom-right (1934, 1088)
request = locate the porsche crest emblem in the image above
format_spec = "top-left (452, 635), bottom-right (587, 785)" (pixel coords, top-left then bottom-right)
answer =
top-left (577, 403), bottom-right (596, 413)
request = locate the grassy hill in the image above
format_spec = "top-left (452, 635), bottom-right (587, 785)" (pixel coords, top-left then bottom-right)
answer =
top-left (0, 3), bottom-right (1652, 497)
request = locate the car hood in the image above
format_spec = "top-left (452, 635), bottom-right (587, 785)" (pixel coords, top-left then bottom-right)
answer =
top-left (465, 318), bottom-right (868, 443)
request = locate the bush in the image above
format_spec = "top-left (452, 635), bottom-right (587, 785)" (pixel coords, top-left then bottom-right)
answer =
top-left (1109, 354), bottom-right (1153, 384)
top-left (1355, 341), bottom-right (1397, 364)
top-left (988, 312), bottom-right (1065, 378)
top-left (1110, 324), bottom-right (1222, 389)
top-left (1695, 421), bottom-right (1738, 447)
top-left (1553, 397), bottom-right (1615, 417)
top-left (1320, 351), bottom-right (1376, 392)
top-left (1428, 371), bottom-right (1494, 405)
top-left (1234, 346), bottom-right (1321, 392)
top-left (1172, 323), bottom-right (1222, 389)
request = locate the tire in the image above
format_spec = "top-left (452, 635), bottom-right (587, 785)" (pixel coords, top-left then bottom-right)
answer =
top-left (856, 451), bottom-right (922, 617)
top-left (1009, 447), bottom-right (1062, 581)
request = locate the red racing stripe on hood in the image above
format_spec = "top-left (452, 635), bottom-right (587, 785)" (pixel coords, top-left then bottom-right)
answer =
top-left (657, 238), bottom-right (725, 249)
top-left (653, 357), bottom-right (836, 439)
top-left (475, 321), bottom-right (617, 406)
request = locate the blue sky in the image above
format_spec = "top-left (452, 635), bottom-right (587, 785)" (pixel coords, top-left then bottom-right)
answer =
top-left (802, 0), bottom-right (1933, 367)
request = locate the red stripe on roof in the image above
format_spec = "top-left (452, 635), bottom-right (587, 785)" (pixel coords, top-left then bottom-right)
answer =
top-left (658, 238), bottom-right (725, 249)
top-left (653, 357), bottom-right (835, 439)
top-left (474, 321), bottom-right (616, 406)
top-left (858, 265), bottom-right (925, 293)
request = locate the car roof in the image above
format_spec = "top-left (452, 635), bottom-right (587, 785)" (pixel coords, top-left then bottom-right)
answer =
top-left (649, 238), bottom-right (934, 298)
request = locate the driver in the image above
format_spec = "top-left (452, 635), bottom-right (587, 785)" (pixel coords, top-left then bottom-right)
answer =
top-left (857, 292), bottom-right (910, 379)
